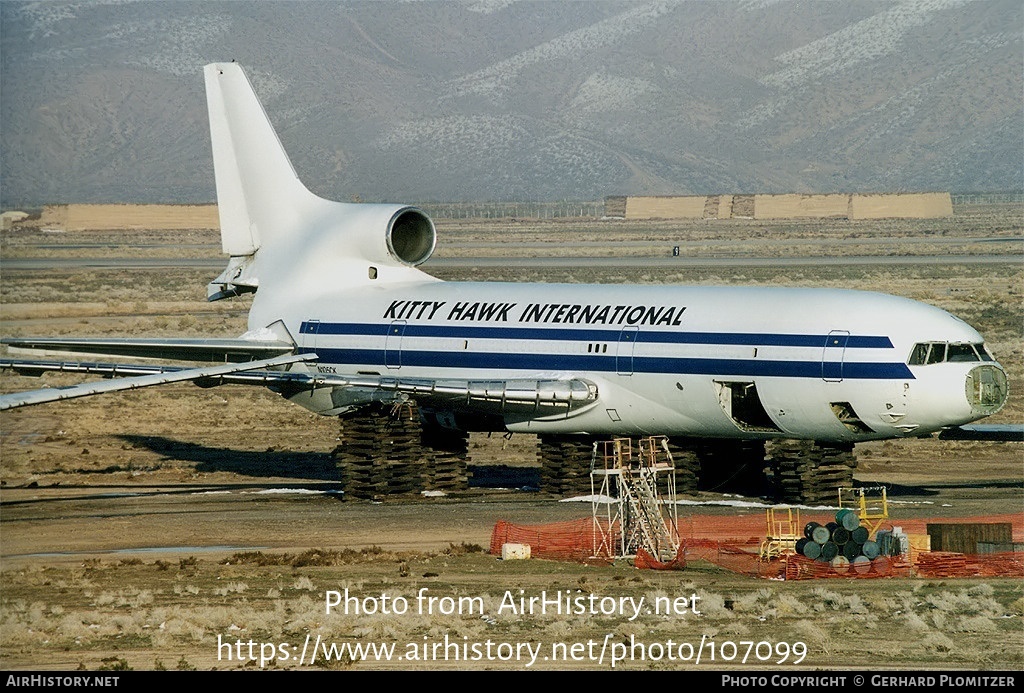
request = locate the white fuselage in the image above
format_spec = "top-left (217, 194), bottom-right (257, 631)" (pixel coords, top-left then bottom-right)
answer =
top-left (272, 280), bottom-right (1004, 443)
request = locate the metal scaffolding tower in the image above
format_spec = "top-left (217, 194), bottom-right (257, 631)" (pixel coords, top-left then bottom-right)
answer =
top-left (591, 436), bottom-right (680, 561)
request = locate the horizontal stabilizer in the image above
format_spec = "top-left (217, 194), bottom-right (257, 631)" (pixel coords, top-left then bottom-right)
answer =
top-left (208, 255), bottom-right (260, 301)
top-left (0, 354), bottom-right (316, 410)
top-left (2, 337), bottom-right (294, 363)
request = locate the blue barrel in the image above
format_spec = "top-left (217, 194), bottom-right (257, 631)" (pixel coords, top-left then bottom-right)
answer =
top-left (842, 539), bottom-right (861, 560)
top-left (836, 508), bottom-right (860, 531)
top-left (831, 555), bottom-right (850, 574)
top-left (852, 555), bottom-right (872, 574)
top-left (820, 541), bottom-right (839, 561)
top-left (801, 540), bottom-right (822, 560)
top-left (861, 539), bottom-right (880, 559)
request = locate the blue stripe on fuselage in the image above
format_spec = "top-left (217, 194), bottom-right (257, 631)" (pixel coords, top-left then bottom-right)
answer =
top-left (300, 321), bottom-right (893, 349)
top-left (299, 346), bottom-right (914, 380)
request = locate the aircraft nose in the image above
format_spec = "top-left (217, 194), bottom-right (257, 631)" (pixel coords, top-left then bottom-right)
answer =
top-left (965, 364), bottom-right (1008, 416)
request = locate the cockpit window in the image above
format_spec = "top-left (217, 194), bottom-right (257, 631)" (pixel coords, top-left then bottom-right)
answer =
top-left (908, 341), bottom-right (990, 365)
top-left (926, 343), bottom-right (946, 364)
top-left (947, 344), bottom-right (979, 362)
top-left (909, 343), bottom-right (929, 365)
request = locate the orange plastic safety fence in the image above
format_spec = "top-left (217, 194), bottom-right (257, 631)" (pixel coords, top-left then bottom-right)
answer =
top-left (489, 513), bottom-right (1024, 579)
top-left (913, 550), bottom-right (1024, 578)
top-left (781, 555), bottom-right (914, 580)
top-left (490, 518), bottom-right (604, 562)
top-left (635, 545), bottom-right (686, 570)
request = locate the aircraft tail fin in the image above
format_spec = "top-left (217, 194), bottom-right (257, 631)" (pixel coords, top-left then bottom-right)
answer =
top-left (203, 62), bottom-right (438, 308)
top-left (205, 62), bottom-right (326, 300)
top-left (204, 62), bottom-right (316, 256)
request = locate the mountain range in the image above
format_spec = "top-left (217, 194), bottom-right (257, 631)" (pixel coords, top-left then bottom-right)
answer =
top-left (1, 0), bottom-right (1021, 207)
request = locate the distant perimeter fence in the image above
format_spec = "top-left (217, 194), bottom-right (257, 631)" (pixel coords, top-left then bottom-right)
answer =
top-left (422, 193), bottom-right (1022, 221)
top-left (950, 192), bottom-right (1024, 206)
top-left (418, 201), bottom-right (605, 220)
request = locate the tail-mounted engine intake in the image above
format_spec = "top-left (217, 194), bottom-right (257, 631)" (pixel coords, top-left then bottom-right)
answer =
top-left (387, 207), bottom-right (436, 266)
top-left (207, 203), bottom-right (436, 300)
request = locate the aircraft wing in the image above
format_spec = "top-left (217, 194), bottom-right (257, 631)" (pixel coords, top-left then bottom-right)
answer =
top-left (1, 336), bottom-right (294, 362)
top-left (0, 353), bottom-right (316, 410)
top-left (2, 353), bottom-right (598, 419)
top-left (195, 367), bottom-right (600, 418)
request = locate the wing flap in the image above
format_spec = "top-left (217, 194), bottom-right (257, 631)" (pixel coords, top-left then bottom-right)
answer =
top-left (316, 374), bottom-right (600, 418)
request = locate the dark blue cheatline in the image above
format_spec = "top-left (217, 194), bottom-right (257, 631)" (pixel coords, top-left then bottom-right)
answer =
top-left (299, 347), bottom-right (914, 380)
top-left (299, 321), bottom-right (893, 349)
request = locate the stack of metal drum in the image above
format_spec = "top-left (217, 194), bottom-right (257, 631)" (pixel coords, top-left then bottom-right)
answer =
top-left (795, 508), bottom-right (883, 574)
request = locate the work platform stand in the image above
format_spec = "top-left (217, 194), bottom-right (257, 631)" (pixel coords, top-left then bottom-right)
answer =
top-left (838, 485), bottom-right (890, 538)
top-left (591, 436), bottom-right (680, 562)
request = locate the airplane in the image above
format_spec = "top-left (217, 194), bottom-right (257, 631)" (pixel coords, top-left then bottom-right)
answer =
top-left (0, 63), bottom-right (1010, 500)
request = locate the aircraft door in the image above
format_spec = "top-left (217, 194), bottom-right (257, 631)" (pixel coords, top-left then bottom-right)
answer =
top-left (302, 319), bottom-right (321, 355)
top-left (385, 320), bottom-right (406, 370)
top-left (822, 330), bottom-right (850, 382)
top-left (616, 326), bottom-right (638, 375)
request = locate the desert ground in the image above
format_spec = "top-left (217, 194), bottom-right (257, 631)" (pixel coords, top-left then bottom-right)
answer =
top-left (0, 206), bottom-right (1021, 671)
